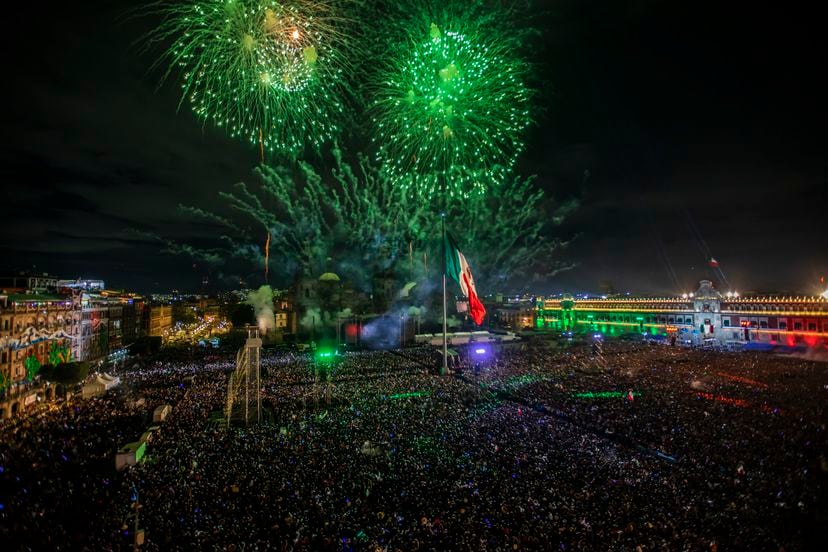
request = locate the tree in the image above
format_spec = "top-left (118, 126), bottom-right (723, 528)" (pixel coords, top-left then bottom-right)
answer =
top-left (172, 304), bottom-right (198, 325)
top-left (230, 304), bottom-right (256, 328)
top-left (129, 336), bottom-right (162, 356)
top-left (39, 364), bottom-right (56, 381)
top-left (51, 362), bottom-right (90, 386)
top-left (24, 354), bottom-right (41, 381)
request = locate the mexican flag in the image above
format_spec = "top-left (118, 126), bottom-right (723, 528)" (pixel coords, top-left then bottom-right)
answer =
top-left (445, 232), bottom-right (486, 325)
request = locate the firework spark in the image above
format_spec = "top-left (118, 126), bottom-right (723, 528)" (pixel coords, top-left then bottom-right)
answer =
top-left (369, 2), bottom-right (533, 199)
top-left (147, 0), bottom-right (359, 157)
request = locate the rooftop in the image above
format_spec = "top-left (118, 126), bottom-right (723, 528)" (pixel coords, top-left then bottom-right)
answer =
top-left (5, 293), bottom-right (70, 303)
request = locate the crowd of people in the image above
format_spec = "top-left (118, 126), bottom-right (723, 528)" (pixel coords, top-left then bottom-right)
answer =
top-left (1, 338), bottom-right (826, 550)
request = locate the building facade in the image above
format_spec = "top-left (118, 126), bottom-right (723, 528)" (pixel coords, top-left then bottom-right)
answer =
top-left (1, 279), bottom-right (148, 419)
top-left (145, 304), bottom-right (173, 339)
top-left (66, 290), bottom-right (144, 362)
top-left (0, 273), bottom-right (60, 294)
top-left (536, 280), bottom-right (828, 348)
top-left (492, 302), bottom-right (536, 331)
top-left (0, 293), bottom-right (72, 418)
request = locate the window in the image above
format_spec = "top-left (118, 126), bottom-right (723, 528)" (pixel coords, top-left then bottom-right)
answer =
top-left (760, 321), bottom-right (768, 328)
top-left (723, 319), bottom-right (731, 327)
top-left (1, 351), bottom-right (5, 363)
top-left (779, 321), bottom-right (787, 330)
top-left (808, 323), bottom-right (817, 331)
top-left (794, 322), bottom-right (803, 330)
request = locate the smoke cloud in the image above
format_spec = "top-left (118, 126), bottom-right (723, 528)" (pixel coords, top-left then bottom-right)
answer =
top-left (299, 307), bottom-right (355, 331)
top-left (245, 286), bottom-right (275, 333)
top-left (299, 307), bottom-right (322, 332)
top-left (778, 348), bottom-right (828, 363)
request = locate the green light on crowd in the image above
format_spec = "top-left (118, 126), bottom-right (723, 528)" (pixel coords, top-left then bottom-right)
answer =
top-left (572, 391), bottom-right (639, 399)
top-left (389, 391), bottom-right (430, 400)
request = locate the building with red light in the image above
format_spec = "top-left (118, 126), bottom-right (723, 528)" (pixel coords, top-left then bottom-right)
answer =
top-left (536, 280), bottom-right (828, 348)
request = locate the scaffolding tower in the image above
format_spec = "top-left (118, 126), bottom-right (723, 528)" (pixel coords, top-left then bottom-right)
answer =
top-left (225, 326), bottom-right (262, 427)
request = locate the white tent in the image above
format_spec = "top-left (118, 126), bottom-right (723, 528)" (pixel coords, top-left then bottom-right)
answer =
top-left (99, 373), bottom-right (120, 388)
top-left (81, 373), bottom-right (121, 399)
top-left (115, 441), bottom-right (146, 471)
top-left (153, 404), bottom-right (172, 422)
top-left (81, 379), bottom-right (106, 399)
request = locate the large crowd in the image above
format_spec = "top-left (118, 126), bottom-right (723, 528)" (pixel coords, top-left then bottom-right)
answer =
top-left (1, 338), bottom-right (826, 550)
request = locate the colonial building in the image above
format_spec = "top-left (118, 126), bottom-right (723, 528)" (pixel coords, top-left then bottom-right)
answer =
top-left (73, 290), bottom-right (145, 361)
top-left (536, 280), bottom-right (828, 347)
top-left (0, 279), bottom-right (148, 419)
top-left (0, 272), bottom-right (60, 294)
top-left (145, 304), bottom-right (173, 339)
top-left (0, 293), bottom-right (71, 418)
top-left (490, 298), bottom-right (536, 331)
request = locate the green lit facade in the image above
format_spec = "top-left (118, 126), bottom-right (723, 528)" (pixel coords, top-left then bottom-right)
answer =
top-left (535, 295), bottom-right (694, 337)
top-left (534, 280), bottom-right (828, 347)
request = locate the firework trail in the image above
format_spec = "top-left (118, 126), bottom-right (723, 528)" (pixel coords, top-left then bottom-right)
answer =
top-left (264, 230), bottom-right (271, 282)
top-left (684, 209), bottom-right (730, 288)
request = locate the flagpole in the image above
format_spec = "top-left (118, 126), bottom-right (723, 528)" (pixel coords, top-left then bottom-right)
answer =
top-left (441, 213), bottom-right (448, 375)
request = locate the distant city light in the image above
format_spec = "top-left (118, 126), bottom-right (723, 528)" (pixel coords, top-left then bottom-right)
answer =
top-left (475, 348), bottom-right (486, 354)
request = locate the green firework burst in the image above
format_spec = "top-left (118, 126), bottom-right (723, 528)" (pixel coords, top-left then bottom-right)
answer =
top-left (370, 4), bottom-right (532, 199)
top-left (149, 0), bottom-right (356, 156)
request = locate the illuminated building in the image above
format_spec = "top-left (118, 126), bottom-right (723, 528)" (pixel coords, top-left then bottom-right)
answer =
top-left (56, 279), bottom-right (105, 291)
top-left (536, 280), bottom-right (828, 347)
top-left (0, 272), bottom-right (60, 294)
top-left (75, 290), bottom-right (145, 362)
top-left (0, 293), bottom-right (71, 419)
top-left (0, 277), bottom-right (147, 418)
top-left (273, 292), bottom-right (295, 334)
top-left (492, 301), bottom-right (536, 330)
top-left (145, 305), bottom-right (173, 339)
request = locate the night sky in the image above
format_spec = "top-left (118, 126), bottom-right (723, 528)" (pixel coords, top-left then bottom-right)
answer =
top-left (2, 0), bottom-right (825, 295)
